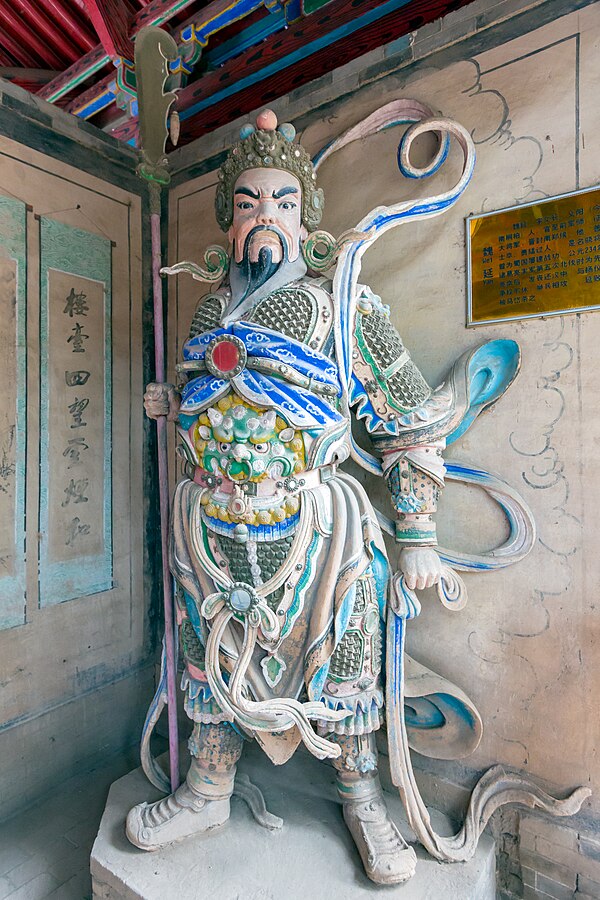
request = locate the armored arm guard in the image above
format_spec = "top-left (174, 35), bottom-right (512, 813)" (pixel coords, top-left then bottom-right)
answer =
top-left (350, 287), bottom-right (445, 547)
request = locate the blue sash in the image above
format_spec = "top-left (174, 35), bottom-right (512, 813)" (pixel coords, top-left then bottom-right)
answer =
top-left (180, 322), bottom-right (344, 430)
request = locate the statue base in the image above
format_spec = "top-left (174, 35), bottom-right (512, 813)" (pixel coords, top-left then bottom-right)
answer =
top-left (91, 741), bottom-right (496, 898)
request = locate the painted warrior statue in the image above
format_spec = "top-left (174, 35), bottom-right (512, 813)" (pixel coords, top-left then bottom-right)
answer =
top-left (127, 104), bottom-right (589, 884)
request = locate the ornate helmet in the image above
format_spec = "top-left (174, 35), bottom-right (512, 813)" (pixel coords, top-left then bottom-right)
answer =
top-left (215, 109), bottom-right (324, 233)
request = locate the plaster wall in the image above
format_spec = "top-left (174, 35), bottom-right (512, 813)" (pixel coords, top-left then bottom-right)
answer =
top-left (167, 0), bottom-right (600, 834)
top-left (0, 88), bottom-right (154, 821)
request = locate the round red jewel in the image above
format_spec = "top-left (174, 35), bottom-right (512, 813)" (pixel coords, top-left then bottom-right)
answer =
top-left (212, 339), bottom-right (240, 373)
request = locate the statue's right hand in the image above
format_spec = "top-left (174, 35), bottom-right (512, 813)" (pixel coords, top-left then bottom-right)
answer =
top-left (144, 382), bottom-right (180, 420)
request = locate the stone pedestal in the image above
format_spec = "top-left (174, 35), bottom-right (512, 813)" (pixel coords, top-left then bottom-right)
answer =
top-left (91, 743), bottom-right (496, 899)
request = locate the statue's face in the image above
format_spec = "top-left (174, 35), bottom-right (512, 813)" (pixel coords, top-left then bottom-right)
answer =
top-left (228, 168), bottom-right (307, 265)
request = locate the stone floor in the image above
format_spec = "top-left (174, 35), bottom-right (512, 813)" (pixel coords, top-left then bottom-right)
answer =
top-left (0, 746), bottom-right (143, 900)
top-left (1, 740), bottom-right (496, 900)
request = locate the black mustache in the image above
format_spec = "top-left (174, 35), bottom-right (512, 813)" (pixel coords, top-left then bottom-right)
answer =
top-left (241, 224), bottom-right (287, 257)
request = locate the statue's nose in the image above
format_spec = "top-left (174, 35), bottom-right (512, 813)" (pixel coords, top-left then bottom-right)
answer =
top-left (257, 200), bottom-right (276, 224)
top-left (232, 444), bottom-right (251, 461)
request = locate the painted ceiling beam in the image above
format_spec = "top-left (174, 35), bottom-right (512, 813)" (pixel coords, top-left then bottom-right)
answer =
top-left (0, 3), bottom-right (64, 69)
top-left (37, 0), bottom-right (97, 53)
top-left (64, 70), bottom-right (116, 116)
top-left (177, 0), bottom-right (414, 121)
top-left (177, 0), bottom-right (475, 144)
top-left (11, 0), bottom-right (81, 64)
top-left (37, 47), bottom-right (108, 103)
top-left (108, 0), bottom-right (401, 141)
top-left (38, 0), bottom-right (199, 102)
top-left (178, 0), bottom-right (279, 54)
top-left (203, 7), bottom-right (286, 66)
top-left (80, 0), bottom-right (135, 60)
top-left (0, 24), bottom-right (40, 68)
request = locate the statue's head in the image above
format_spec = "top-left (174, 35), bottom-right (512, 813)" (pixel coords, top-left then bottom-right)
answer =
top-left (215, 110), bottom-right (324, 283)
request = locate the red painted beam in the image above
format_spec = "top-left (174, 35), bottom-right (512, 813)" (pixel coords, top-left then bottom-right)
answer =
top-left (0, 35), bottom-right (37, 68)
top-left (11, 0), bottom-right (81, 63)
top-left (38, 0), bottom-right (98, 53)
top-left (38, 47), bottom-right (108, 101)
top-left (38, 0), bottom-right (199, 101)
top-left (132, 0), bottom-right (235, 32)
top-left (81, 0), bottom-right (135, 60)
top-left (0, 3), bottom-right (64, 68)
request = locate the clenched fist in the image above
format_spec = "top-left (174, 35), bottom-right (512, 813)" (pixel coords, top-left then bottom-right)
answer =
top-left (143, 382), bottom-right (181, 421)
top-left (398, 546), bottom-right (442, 591)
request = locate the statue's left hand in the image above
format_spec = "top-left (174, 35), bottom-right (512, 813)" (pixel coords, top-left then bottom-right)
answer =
top-left (398, 546), bottom-right (442, 591)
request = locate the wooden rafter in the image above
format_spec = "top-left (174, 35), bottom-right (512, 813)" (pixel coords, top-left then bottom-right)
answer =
top-left (11, 0), bottom-right (81, 64)
top-left (0, 24), bottom-right (40, 68)
top-left (0, 3), bottom-right (64, 68)
top-left (81, 0), bottom-right (135, 60)
top-left (37, 0), bottom-right (97, 52)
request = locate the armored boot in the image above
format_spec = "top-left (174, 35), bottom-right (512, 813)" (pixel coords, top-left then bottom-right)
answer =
top-left (126, 722), bottom-right (243, 851)
top-left (332, 733), bottom-right (417, 885)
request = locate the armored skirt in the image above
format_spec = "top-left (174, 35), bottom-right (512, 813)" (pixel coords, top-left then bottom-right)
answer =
top-left (170, 468), bottom-right (388, 762)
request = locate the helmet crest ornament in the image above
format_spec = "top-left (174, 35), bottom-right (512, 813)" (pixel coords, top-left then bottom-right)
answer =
top-left (214, 109), bottom-right (325, 233)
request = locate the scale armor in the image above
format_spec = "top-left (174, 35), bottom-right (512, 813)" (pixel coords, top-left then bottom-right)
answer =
top-left (188, 294), bottom-right (225, 338)
top-left (250, 287), bottom-right (318, 342)
top-left (356, 302), bottom-right (431, 411)
top-left (215, 532), bottom-right (295, 611)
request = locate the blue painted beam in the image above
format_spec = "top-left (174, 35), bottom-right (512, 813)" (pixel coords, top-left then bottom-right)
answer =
top-left (181, 0), bottom-right (266, 47)
top-left (179, 0), bottom-right (414, 122)
top-left (203, 9), bottom-right (286, 67)
top-left (77, 85), bottom-right (117, 120)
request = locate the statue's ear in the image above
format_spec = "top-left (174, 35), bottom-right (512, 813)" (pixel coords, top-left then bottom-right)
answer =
top-left (300, 224), bottom-right (308, 242)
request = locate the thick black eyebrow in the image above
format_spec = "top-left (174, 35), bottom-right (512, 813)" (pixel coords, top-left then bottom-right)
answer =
top-left (235, 186), bottom-right (260, 199)
top-left (272, 186), bottom-right (298, 199)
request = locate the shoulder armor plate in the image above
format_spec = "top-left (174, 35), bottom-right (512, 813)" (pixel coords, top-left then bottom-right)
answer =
top-left (353, 305), bottom-right (431, 424)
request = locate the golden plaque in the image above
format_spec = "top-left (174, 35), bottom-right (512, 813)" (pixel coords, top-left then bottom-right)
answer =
top-left (467, 186), bottom-right (600, 325)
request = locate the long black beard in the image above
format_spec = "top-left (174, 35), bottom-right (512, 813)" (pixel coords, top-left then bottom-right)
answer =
top-left (234, 227), bottom-right (287, 302)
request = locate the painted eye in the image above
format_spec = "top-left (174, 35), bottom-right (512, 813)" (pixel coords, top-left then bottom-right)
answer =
top-left (219, 442), bottom-right (231, 453)
top-left (236, 201), bottom-right (254, 210)
top-left (278, 201), bottom-right (296, 211)
top-left (253, 442), bottom-right (270, 454)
